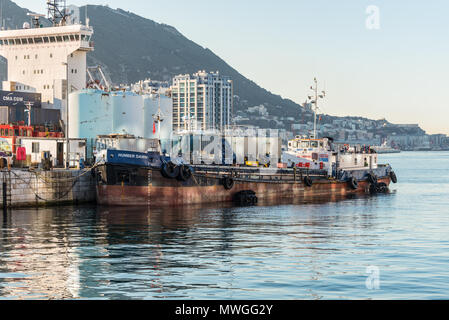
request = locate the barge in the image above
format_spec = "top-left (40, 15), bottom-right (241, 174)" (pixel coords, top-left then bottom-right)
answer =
top-left (94, 137), bottom-right (398, 207)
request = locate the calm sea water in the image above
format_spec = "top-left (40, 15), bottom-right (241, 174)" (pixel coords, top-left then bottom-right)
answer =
top-left (0, 152), bottom-right (448, 300)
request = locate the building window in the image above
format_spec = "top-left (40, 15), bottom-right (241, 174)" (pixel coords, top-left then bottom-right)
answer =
top-left (32, 143), bottom-right (40, 154)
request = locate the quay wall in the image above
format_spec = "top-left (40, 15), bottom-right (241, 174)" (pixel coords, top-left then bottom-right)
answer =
top-left (0, 169), bottom-right (96, 208)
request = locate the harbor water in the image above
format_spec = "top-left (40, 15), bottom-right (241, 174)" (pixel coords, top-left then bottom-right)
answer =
top-left (0, 152), bottom-right (448, 300)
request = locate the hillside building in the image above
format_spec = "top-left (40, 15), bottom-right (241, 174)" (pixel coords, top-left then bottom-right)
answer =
top-left (171, 71), bottom-right (233, 133)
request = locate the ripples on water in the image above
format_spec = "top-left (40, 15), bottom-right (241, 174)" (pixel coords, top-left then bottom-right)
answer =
top-left (0, 152), bottom-right (448, 300)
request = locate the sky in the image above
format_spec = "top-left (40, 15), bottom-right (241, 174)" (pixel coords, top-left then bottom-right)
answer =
top-left (11, 0), bottom-right (449, 134)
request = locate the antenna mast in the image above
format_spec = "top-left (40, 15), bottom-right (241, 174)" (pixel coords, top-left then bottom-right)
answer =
top-left (307, 78), bottom-right (326, 139)
top-left (47, 0), bottom-right (69, 26)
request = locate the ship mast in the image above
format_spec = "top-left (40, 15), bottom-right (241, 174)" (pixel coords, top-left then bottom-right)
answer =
top-left (47, 0), bottom-right (69, 27)
top-left (308, 78), bottom-right (326, 139)
top-left (152, 93), bottom-right (164, 145)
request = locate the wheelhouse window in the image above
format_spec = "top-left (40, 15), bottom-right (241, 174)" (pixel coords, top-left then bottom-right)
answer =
top-left (300, 141), bottom-right (310, 148)
top-left (34, 37), bottom-right (43, 44)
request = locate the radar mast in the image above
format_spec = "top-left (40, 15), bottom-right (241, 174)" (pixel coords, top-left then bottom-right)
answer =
top-left (47, 0), bottom-right (69, 26)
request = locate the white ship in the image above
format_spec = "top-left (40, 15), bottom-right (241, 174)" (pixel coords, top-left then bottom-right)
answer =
top-left (372, 141), bottom-right (401, 154)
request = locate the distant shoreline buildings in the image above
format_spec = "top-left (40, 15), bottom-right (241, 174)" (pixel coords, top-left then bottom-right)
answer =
top-left (0, 0), bottom-right (447, 168)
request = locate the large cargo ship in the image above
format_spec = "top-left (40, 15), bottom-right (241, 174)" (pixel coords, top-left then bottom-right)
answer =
top-left (94, 137), bottom-right (398, 207)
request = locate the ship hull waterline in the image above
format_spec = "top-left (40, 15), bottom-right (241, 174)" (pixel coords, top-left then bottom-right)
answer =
top-left (95, 168), bottom-right (392, 207)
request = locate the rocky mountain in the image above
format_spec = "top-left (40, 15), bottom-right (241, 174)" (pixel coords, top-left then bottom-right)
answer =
top-left (1, 0), bottom-right (441, 148)
top-left (0, 0), bottom-right (303, 124)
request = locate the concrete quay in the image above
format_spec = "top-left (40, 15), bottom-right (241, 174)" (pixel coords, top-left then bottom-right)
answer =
top-left (0, 169), bottom-right (96, 208)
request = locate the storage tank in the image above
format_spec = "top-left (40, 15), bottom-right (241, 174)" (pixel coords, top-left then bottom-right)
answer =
top-left (143, 93), bottom-right (173, 152)
top-left (69, 89), bottom-right (113, 140)
top-left (110, 91), bottom-right (144, 137)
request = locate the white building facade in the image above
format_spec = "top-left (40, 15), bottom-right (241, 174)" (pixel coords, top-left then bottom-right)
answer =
top-left (171, 71), bottom-right (233, 133)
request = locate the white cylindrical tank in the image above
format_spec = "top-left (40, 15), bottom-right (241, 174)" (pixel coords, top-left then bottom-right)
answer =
top-left (143, 94), bottom-right (173, 151)
top-left (69, 89), bottom-right (113, 140)
top-left (111, 91), bottom-right (144, 137)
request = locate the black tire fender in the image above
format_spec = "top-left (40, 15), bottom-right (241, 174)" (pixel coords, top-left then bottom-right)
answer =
top-left (177, 165), bottom-right (193, 181)
top-left (349, 177), bottom-right (359, 190)
top-left (367, 173), bottom-right (378, 184)
top-left (161, 162), bottom-right (179, 179)
top-left (223, 177), bottom-right (235, 190)
top-left (390, 171), bottom-right (398, 184)
top-left (304, 176), bottom-right (313, 187)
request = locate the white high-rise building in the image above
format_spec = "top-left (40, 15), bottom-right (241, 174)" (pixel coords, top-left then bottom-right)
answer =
top-left (171, 71), bottom-right (233, 133)
top-left (0, 2), bottom-right (93, 123)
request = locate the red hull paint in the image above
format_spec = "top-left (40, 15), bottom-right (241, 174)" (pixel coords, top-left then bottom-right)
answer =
top-left (97, 177), bottom-right (391, 207)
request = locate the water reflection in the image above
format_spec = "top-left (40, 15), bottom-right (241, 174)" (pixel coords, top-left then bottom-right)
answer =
top-left (2, 177), bottom-right (445, 300)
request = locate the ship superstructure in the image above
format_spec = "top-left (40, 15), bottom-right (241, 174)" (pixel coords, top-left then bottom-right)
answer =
top-left (0, 0), bottom-right (93, 121)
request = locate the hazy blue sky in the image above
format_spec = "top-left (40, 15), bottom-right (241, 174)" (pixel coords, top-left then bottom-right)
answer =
top-left (12, 0), bottom-right (449, 134)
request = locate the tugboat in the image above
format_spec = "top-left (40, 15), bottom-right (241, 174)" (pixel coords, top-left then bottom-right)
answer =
top-left (372, 141), bottom-right (401, 154)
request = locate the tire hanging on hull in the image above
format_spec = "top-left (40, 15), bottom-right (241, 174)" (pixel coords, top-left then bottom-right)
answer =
top-left (222, 177), bottom-right (235, 190)
top-left (161, 162), bottom-right (179, 179)
top-left (304, 176), bottom-right (313, 187)
top-left (349, 177), bottom-right (359, 190)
